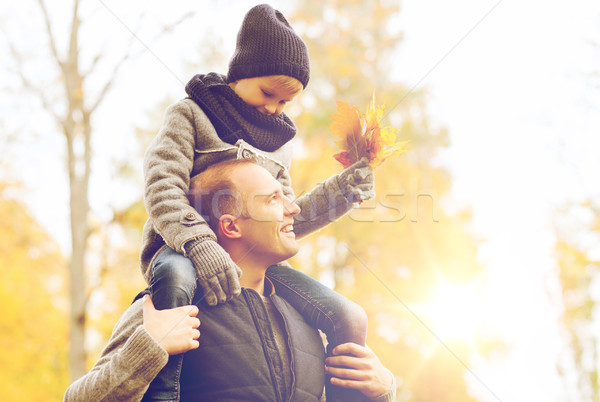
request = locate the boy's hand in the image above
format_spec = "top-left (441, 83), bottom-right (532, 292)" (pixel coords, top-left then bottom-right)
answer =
top-left (338, 157), bottom-right (375, 202)
top-left (325, 343), bottom-right (394, 398)
top-left (186, 239), bottom-right (242, 306)
top-left (199, 263), bottom-right (242, 306)
top-left (142, 295), bottom-right (201, 355)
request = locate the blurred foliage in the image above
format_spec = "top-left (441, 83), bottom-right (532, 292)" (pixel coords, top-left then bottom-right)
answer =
top-left (84, 202), bottom-right (147, 367)
top-left (554, 200), bottom-right (600, 401)
top-left (0, 181), bottom-right (69, 400)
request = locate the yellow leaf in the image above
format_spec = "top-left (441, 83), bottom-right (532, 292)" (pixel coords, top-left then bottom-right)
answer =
top-left (380, 127), bottom-right (399, 146)
top-left (372, 140), bottom-right (409, 167)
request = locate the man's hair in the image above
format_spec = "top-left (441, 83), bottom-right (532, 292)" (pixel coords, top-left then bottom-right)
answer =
top-left (187, 158), bottom-right (258, 233)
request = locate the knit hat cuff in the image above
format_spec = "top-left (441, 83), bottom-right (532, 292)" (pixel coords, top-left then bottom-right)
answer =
top-left (227, 62), bottom-right (310, 88)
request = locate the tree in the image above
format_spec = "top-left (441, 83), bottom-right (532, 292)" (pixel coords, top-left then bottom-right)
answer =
top-left (554, 200), bottom-right (600, 401)
top-left (2, 0), bottom-right (193, 381)
top-left (553, 31), bottom-right (600, 402)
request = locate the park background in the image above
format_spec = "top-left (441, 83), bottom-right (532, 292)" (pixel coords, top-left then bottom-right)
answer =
top-left (1, 0), bottom-right (600, 400)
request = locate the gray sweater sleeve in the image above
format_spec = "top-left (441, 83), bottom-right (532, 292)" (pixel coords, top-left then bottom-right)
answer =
top-left (63, 301), bottom-right (168, 402)
top-left (370, 369), bottom-right (397, 402)
top-left (144, 100), bottom-right (217, 254)
top-left (290, 173), bottom-right (354, 239)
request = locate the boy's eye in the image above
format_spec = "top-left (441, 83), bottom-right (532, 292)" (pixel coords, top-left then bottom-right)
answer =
top-left (262, 90), bottom-right (273, 97)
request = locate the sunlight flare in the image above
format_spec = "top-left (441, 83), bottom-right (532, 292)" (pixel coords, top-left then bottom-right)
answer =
top-left (418, 278), bottom-right (484, 344)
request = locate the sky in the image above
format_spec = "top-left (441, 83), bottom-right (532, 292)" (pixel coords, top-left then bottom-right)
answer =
top-left (2, 0), bottom-right (600, 400)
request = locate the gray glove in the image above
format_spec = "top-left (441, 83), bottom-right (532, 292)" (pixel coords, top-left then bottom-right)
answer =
top-left (337, 157), bottom-right (375, 202)
top-left (185, 239), bottom-right (242, 306)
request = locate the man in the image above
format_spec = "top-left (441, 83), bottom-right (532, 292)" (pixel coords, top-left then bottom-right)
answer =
top-left (64, 159), bottom-right (395, 401)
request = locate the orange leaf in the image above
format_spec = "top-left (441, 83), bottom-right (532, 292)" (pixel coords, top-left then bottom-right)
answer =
top-left (329, 101), bottom-right (368, 167)
top-left (333, 151), bottom-right (354, 169)
top-left (329, 101), bottom-right (362, 140)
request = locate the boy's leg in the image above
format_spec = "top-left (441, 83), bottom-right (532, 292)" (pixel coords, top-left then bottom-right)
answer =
top-left (143, 247), bottom-right (197, 402)
top-left (267, 265), bottom-right (369, 402)
top-left (150, 247), bottom-right (197, 309)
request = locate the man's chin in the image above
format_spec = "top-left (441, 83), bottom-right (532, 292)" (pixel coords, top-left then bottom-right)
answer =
top-left (274, 246), bottom-right (299, 264)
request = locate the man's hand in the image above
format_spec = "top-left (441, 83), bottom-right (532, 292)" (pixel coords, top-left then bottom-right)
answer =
top-left (325, 343), bottom-right (394, 399)
top-left (142, 295), bottom-right (201, 355)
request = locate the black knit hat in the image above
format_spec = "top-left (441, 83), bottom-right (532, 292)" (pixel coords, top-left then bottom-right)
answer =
top-left (227, 4), bottom-right (310, 88)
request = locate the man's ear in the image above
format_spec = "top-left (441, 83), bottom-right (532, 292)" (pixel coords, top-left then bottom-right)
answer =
top-left (218, 214), bottom-right (242, 239)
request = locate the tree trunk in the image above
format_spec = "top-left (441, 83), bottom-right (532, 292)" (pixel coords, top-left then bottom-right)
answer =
top-left (24, 0), bottom-right (192, 382)
top-left (68, 185), bottom-right (88, 379)
top-left (63, 0), bottom-right (90, 381)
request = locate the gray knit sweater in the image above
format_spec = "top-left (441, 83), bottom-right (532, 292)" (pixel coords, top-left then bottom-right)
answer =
top-left (63, 299), bottom-right (168, 401)
top-left (140, 98), bottom-right (356, 282)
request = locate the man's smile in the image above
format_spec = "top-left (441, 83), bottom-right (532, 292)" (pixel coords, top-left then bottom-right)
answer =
top-left (280, 223), bottom-right (294, 234)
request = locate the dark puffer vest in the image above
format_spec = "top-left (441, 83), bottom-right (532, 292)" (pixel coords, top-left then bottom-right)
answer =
top-left (179, 278), bottom-right (326, 401)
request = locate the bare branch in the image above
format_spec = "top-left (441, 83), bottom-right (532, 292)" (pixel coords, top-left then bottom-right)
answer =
top-left (157, 12), bottom-right (195, 36)
top-left (2, 27), bottom-right (62, 124)
top-left (82, 50), bottom-right (104, 77)
top-left (88, 50), bottom-right (133, 114)
top-left (82, 6), bottom-right (144, 86)
top-left (67, 0), bottom-right (81, 65)
top-left (36, 0), bottom-right (63, 71)
top-left (88, 11), bottom-right (196, 114)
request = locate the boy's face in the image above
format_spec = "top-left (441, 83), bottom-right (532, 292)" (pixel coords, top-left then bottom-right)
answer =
top-left (229, 75), bottom-right (302, 117)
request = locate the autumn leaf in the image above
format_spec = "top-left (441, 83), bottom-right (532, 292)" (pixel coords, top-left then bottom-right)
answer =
top-left (330, 96), bottom-right (408, 168)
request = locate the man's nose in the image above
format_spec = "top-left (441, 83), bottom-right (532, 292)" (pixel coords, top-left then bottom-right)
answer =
top-left (285, 199), bottom-right (300, 216)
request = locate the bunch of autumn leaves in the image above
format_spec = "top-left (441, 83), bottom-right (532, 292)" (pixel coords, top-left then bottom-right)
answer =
top-left (331, 97), bottom-right (408, 169)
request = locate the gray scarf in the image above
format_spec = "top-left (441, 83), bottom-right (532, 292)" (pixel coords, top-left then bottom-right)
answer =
top-left (185, 73), bottom-right (296, 152)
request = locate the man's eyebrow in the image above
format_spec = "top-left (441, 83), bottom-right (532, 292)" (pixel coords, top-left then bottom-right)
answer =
top-left (254, 189), bottom-right (279, 199)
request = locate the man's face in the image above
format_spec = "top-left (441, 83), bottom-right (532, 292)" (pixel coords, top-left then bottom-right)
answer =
top-left (229, 75), bottom-right (302, 117)
top-left (231, 164), bottom-right (300, 264)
